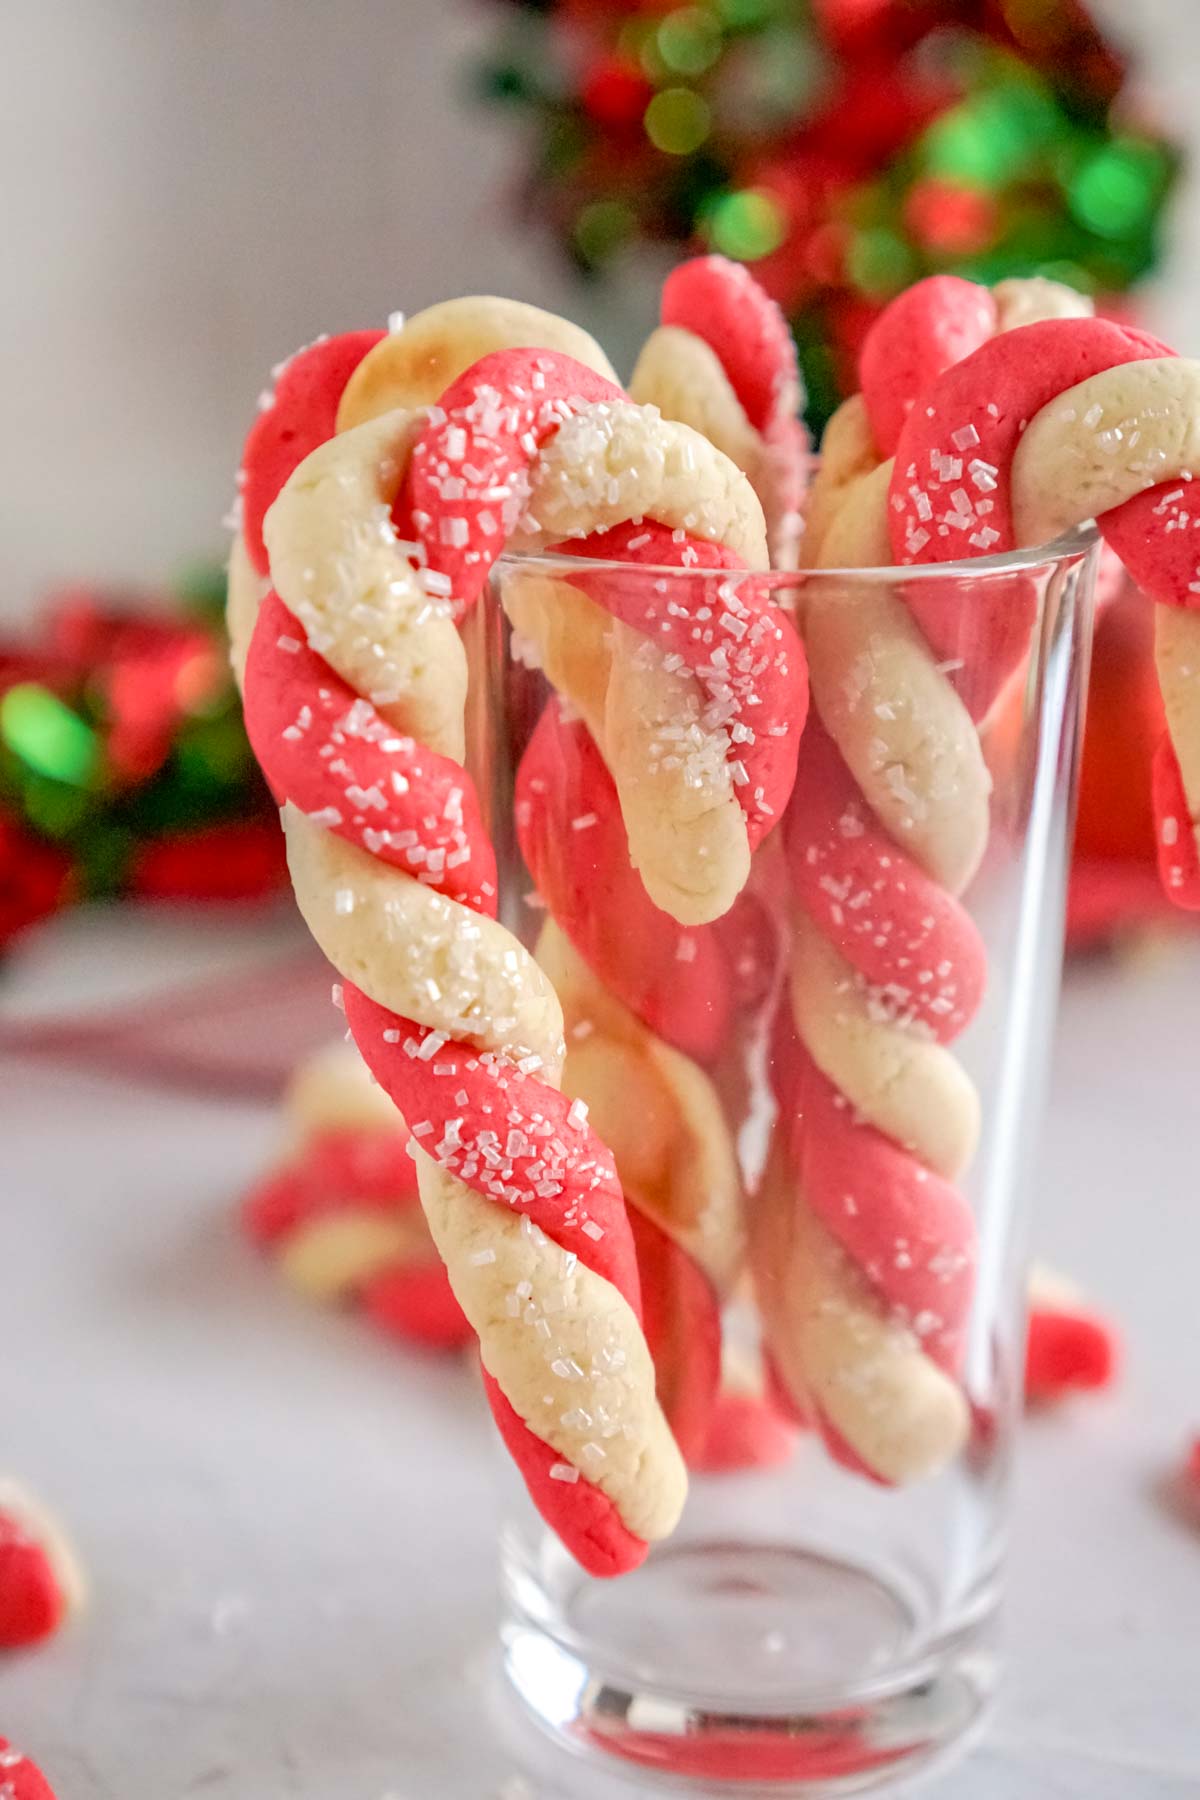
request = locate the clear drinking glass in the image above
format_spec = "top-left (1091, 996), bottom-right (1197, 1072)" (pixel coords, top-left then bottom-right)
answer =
top-left (474, 526), bottom-right (1099, 1795)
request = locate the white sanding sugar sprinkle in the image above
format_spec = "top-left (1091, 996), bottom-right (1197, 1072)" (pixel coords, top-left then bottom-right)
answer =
top-left (548, 1462), bottom-right (580, 1483)
top-left (469, 1248), bottom-right (496, 1265)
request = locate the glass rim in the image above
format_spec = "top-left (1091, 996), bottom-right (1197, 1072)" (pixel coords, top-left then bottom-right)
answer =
top-left (498, 521), bottom-right (1099, 587)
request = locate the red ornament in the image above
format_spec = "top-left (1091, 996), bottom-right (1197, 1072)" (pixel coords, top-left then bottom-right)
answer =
top-left (130, 819), bottom-right (287, 902)
top-left (0, 816), bottom-right (73, 947)
top-left (905, 179), bottom-right (998, 256)
top-left (580, 58), bottom-right (652, 133)
top-left (738, 154), bottom-right (854, 312)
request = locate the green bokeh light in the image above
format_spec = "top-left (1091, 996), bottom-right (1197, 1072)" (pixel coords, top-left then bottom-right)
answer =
top-left (922, 76), bottom-right (1059, 187)
top-left (714, 0), bottom-right (777, 28)
top-left (1069, 140), bottom-right (1166, 239)
top-left (573, 198), bottom-right (637, 265)
top-left (705, 187), bottom-right (786, 259)
top-left (645, 87), bottom-right (712, 155)
top-left (846, 226), bottom-right (916, 298)
top-left (1, 684), bottom-right (97, 785)
top-left (657, 8), bottom-right (723, 77)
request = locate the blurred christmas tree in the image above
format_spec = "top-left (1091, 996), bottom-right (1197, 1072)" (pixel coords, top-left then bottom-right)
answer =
top-left (478, 0), bottom-right (1180, 428)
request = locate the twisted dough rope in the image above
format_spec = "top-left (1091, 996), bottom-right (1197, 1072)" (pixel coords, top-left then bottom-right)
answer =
top-left (231, 302), bottom-right (800, 1473)
top-left (756, 278), bottom-right (1088, 1483)
top-left (229, 300), bottom-right (617, 1355)
top-left (518, 700), bottom-right (744, 1462)
top-left (630, 254), bottom-right (809, 567)
top-left (227, 298), bottom-right (618, 684)
top-left (242, 338), bottom-right (802, 1572)
top-left (804, 275), bottom-right (1093, 577)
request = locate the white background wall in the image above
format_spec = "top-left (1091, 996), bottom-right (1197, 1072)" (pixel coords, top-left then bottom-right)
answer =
top-left (3, 0), bottom-right (1197, 618)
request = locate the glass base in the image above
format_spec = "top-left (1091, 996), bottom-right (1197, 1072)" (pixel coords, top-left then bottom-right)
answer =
top-left (501, 1538), bottom-right (998, 1794)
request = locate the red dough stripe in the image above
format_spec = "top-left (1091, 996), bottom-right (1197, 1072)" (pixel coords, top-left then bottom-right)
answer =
top-left (518, 704), bottom-right (732, 1063)
top-left (1102, 479), bottom-right (1200, 614)
top-left (241, 330), bottom-right (385, 574)
top-left (629, 1207), bottom-right (722, 1469)
top-left (778, 1035), bottom-right (976, 1373)
top-left (245, 590), bottom-right (497, 914)
top-left (661, 255), bottom-right (799, 434)
top-left (888, 318), bottom-right (1173, 570)
top-left (1151, 735), bottom-right (1200, 909)
top-left (400, 349), bottom-right (623, 618)
top-left (344, 988), bottom-right (642, 1310)
top-left (483, 1373), bottom-right (647, 1577)
top-left (784, 721), bottom-right (985, 1043)
top-left (860, 276), bottom-right (997, 458)
top-left (555, 519), bottom-right (806, 849)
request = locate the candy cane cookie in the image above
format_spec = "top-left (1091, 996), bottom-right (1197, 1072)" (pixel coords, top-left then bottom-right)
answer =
top-left (631, 255), bottom-right (809, 566)
top-left (888, 315), bottom-right (1200, 907)
top-left (231, 303), bottom-right (800, 1482)
top-left (518, 702), bottom-right (742, 1460)
top-left (754, 281), bottom-right (1059, 1481)
top-left (241, 334), bottom-right (806, 1571)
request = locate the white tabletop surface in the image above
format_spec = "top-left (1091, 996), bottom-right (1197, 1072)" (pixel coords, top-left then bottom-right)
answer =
top-left (2, 910), bottom-right (1199, 1799)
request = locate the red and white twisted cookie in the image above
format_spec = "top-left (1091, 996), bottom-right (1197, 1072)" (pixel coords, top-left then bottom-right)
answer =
top-left (758, 714), bottom-right (985, 1482)
top-left (518, 702), bottom-right (741, 1462)
top-left (631, 255), bottom-right (808, 566)
top-left (888, 313), bottom-right (1200, 909)
top-left (764, 290), bottom-right (1200, 1484)
top-left (240, 330), bottom-right (800, 1571)
top-left (756, 279), bottom-right (1086, 1482)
